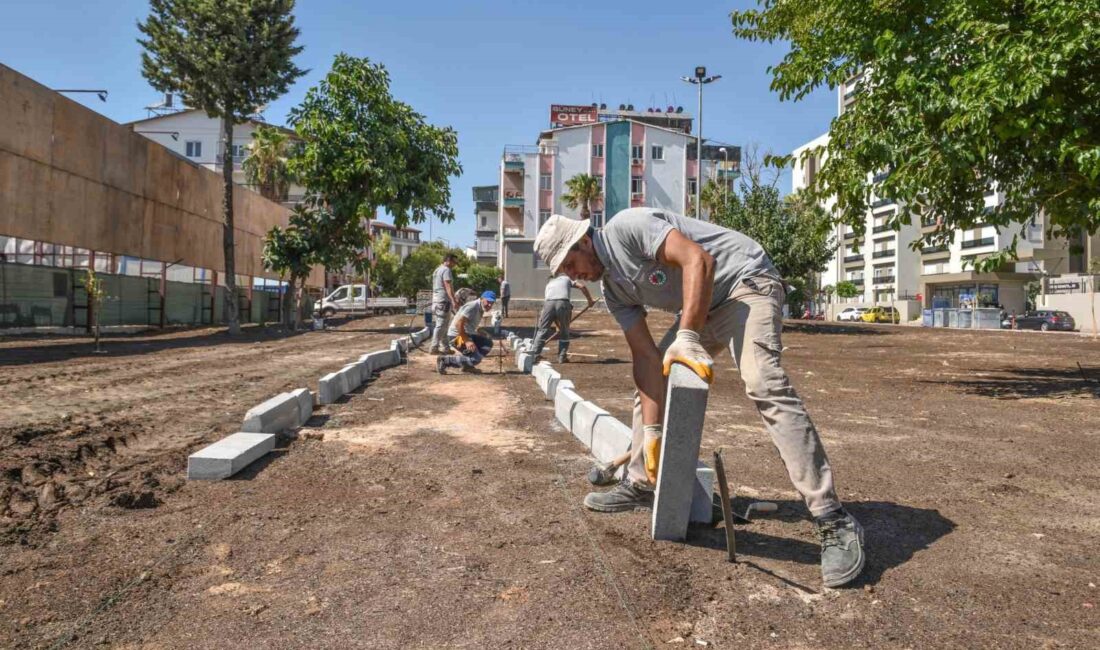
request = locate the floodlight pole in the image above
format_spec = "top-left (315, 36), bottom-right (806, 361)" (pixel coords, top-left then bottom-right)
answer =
top-left (681, 68), bottom-right (721, 220)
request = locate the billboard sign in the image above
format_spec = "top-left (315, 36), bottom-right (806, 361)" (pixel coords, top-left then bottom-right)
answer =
top-left (550, 104), bottom-right (598, 127)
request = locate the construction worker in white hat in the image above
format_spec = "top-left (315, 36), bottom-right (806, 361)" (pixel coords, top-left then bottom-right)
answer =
top-left (534, 209), bottom-right (865, 588)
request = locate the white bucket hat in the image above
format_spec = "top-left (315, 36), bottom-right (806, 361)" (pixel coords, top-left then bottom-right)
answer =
top-left (534, 214), bottom-right (590, 274)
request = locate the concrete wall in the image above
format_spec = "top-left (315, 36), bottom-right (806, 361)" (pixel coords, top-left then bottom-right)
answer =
top-left (554, 128), bottom-right (590, 220)
top-left (644, 126), bottom-right (687, 214)
top-left (0, 64), bottom-right (322, 287)
top-left (1039, 275), bottom-right (1100, 334)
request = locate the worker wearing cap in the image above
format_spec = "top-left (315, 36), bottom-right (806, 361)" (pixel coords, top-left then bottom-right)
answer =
top-left (534, 209), bottom-right (865, 588)
top-left (429, 254), bottom-right (460, 354)
top-left (530, 273), bottom-right (595, 364)
top-left (437, 291), bottom-right (496, 374)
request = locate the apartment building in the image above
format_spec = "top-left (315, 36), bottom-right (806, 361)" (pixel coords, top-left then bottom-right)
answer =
top-left (472, 185), bottom-right (499, 265)
top-left (794, 84), bottom-right (1072, 319)
top-left (127, 102), bottom-right (306, 206)
top-left (498, 104), bottom-right (738, 301)
top-left (369, 221), bottom-right (422, 261)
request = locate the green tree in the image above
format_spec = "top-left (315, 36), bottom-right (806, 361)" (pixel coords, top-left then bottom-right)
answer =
top-left (370, 233), bottom-right (401, 295)
top-left (709, 177), bottom-right (834, 283)
top-left (393, 241), bottom-right (467, 300)
top-left (138, 0), bottom-right (306, 335)
top-left (261, 205), bottom-right (314, 330)
top-left (835, 281), bottom-right (861, 300)
top-left (733, 1), bottom-right (1100, 269)
top-left (457, 264), bottom-right (502, 296)
top-left (287, 54), bottom-right (461, 289)
top-left (562, 173), bottom-right (601, 220)
top-left (83, 268), bottom-right (107, 352)
top-left (244, 125), bottom-right (296, 202)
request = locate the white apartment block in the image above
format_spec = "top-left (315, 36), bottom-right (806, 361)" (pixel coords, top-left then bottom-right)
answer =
top-left (498, 110), bottom-right (736, 301)
top-left (127, 106), bottom-right (306, 205)
top-left (794, 86), bottom-right (1075, 319)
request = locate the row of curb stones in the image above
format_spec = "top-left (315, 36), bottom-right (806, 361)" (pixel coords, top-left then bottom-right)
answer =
top-left (509, 331), bottom-right (714, 536)
top-left (187, 327), bottom-right (429, 480)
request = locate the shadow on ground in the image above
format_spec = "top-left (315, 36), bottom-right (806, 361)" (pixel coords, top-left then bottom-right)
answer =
top-left (921, 366), bottom-right (1100, 400)
top-left (782, 322), bottom-right (894, 336)
top-left (688, 499), bottom-right (955, 588)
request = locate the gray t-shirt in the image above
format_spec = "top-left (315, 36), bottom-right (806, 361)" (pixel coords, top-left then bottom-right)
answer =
top-left (544, 275), bottom-right (573, 301)
top-left (594, 208), bottom-right (779, 332)
top-left (447, 299), bottom-right (484, 337)
top-left (500, 280), bottom-right (511, 298)
top-left (432, 264), bottom-right (453, 305)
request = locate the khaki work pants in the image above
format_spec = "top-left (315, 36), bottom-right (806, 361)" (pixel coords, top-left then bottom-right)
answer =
top-left (624, 276), bottom-right (841, 517)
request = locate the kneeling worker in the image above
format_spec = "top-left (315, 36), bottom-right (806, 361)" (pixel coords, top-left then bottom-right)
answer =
top-left (437, 291), bottom-right (496, 374)
top-left (534, 209), bottom-right (865, 588)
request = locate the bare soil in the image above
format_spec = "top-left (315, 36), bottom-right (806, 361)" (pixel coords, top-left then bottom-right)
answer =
top-left (1, 312), bottom-right (1098, 648)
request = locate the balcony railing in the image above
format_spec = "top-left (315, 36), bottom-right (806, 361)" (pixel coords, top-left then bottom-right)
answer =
top-left (871, 197), bottom-right (895, 209)
top-left (872, 170), bottom-right (891, 184)
top-left (503, 196), bottom-right (524, 207)
top-left (921, 244), bottom-right (949, 254)
top-left (873, 275), bottom-right (895, 285)
top-left (850, 277), bottom-right (865, 286)
top-left (843, 231), bottom-right (858, 240)
top-left (961, 237), bottom-right (995, 249)
top-left (872, 224), bottom-right (893, 234)
top-left (872, 249), bottom-right (895, 259)
top-left (843, 254), bottom-right (863, 263)
top-left (503, 159), bottom-right (524, 171)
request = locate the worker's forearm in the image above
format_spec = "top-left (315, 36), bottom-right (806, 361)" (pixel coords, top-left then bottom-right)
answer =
top-left (679, 254), bottom-right (715, 332)
top-left (444, 281), bottom-right (456, 305)
top-left (633, 355), bottom-right (665, 427)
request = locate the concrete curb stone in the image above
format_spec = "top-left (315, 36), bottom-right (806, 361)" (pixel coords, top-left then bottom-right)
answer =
top-left (187, 432), bottom-right (276, 480)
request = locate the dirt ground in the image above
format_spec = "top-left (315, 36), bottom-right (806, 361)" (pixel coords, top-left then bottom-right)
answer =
top-left (1, 311), bottom-right (1098, 648)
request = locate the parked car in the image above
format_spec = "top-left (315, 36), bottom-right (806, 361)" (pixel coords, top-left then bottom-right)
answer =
top-left (317, 284), bottom-right (408, 317)
top-left (861, 306), bottom-right (900, 324)
top-left (837, 307), bottom-right (869, 322)
top-left (1003, 310), bottom-right (1076, 332)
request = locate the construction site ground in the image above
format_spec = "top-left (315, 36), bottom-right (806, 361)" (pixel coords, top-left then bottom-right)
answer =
top-left (1, 312), bottom-right (1098, 648)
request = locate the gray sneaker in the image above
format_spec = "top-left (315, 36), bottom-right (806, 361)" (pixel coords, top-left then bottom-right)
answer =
top-left (583, 480), bottom-right (654, 513)
top-left (814, 509), bottom-right (866, 587)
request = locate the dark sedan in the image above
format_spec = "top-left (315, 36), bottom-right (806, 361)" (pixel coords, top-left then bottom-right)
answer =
top-left (1002, 310), bottom-right (1076, 332)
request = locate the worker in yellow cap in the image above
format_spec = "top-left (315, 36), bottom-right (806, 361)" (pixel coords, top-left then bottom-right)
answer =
top-left (534, 209), bottom-right (864, 589)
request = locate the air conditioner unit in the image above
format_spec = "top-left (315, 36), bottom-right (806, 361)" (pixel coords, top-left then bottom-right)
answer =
top-left (631, 193), bottom-right (644, 200)
top-left (632, 159), bottom-right (643, 165)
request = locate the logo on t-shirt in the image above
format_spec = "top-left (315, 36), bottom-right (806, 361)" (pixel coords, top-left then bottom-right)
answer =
top-left (647, 269), bottom-right (668, 287)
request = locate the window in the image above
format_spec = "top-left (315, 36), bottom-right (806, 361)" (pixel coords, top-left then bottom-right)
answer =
top-left (591, 143), bottom-right (604, 158)
top-left (230, 144), bottom-right (247, 158)
top-left (688, 178), bottom-right (697, 195)
top-left (631, 144), bottom-right (644, 161)
top-left (480, 216), bottom-right (487, 228)
top-left (185, 141), bottom-right (202, 158)
top-left (539, 174), bottom-right (552, 191)
top-left (650, 145), bottom-right (664, 161)
top-left (631, 176), bottom-right (644, 195)
top-left (538, 210), bottom-right (551, 230)
top-left (591, 211), bottom-right (604, 227)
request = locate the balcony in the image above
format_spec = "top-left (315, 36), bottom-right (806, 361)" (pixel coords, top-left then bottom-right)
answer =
top-left (872, 170), bottom-right (891, 184)
top-left (843, 230), bottom-right (858, 240)
top-left (873, 275), bottom-right (895, 285)
top-left (872, 224), bottom-right (893, 234)
top-left (843, 254), bottom-right (863, 263)
top-left (961, 237), bottom-right (995, 249)
top-left (850, 277), bottom-right (865, 286)
top-left (921, 244), bottom-right (949, 255)
top-left (503, 160), bottom-right (524, 172)
top-left (503, 196), bottom-right (524, 207)
top-left (872, 249), bottom-right (895, 259)
top-left (871, 197), bottom-right (895, 209)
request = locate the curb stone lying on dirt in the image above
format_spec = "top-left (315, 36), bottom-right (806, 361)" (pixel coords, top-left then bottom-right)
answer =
top-left (241, 392), bottom-right (301, 434)
top-left (187, 432), bottom-right (276, 480)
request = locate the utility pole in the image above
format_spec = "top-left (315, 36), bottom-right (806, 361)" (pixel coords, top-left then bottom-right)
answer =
top-left (681, 67), bottom-right (721, 220)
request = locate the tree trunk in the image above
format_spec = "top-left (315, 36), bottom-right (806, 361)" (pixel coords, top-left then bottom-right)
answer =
top-left (221, 113), bottom-right (241, 335)
top-left (581, 200), bottom-right (590, 220)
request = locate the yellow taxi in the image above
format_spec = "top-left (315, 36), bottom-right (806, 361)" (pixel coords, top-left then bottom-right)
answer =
top-left (861, 306), bottom-right (900, 324)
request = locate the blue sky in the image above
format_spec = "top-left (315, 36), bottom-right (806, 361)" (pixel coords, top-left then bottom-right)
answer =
top-left (1, 0), bottom-right (836, 248)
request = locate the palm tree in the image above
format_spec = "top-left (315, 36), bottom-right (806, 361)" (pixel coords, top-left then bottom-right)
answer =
top-left (699, 178), bottom-right (730, 219)
top-left (243, 125), bottom-right (294, 202)
top-left (562, 173), bottom-right (601, 220)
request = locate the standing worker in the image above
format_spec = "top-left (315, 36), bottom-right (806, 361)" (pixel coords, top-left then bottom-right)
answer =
top-left (437, 291), bottom-right (496, 374)
top-left (499, 271), bottom-right (511, 319)
top-left (534, 209), bottom-right (865, 588)
top-left (530, 273), bottom-right (594, 364)
top-left (429, 254), bottom-right (460, 354)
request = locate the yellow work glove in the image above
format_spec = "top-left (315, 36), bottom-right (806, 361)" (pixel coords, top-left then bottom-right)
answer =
top-left (643, 424), bottom-right (663, 485)
top-left (662, 329), bottom-right (713, 383)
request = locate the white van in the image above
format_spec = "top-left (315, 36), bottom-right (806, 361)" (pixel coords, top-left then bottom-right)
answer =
top-left (317, 284), bottom-right (408, 317)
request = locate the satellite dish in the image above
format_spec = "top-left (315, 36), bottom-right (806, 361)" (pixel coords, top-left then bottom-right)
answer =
top-left (676, 106), bottom-right (684, 113)
top-left (619, 104), bottom-right (626, 110)
top-left (627, 104), bottom-right (634, 111)
top-left (599, 103), bottom-right (606, 110)
top-left (667, 105), bottom-right (674, 112)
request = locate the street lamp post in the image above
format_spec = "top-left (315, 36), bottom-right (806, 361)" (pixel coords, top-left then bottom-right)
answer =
top-left (681, 67), bottom-right (721, 220)
top-left (52, 89), bottom-right (109, 102)
top-left (719, 146), bottom-right (729, 211)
